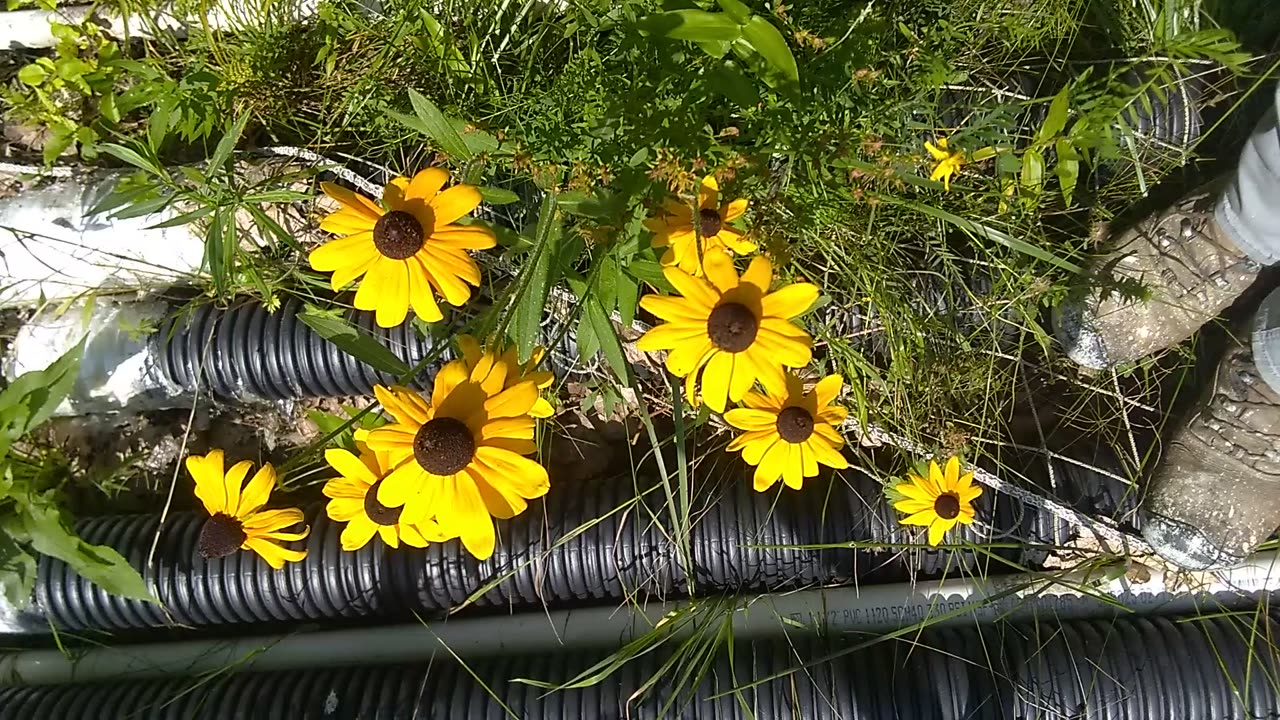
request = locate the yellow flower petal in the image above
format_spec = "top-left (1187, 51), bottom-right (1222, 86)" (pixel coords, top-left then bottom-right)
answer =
top-left (762, 283), bottom-right (819, 320)
top-left (661, 267), bottom-right (720, 311)
top-left (943, 456), bottom-right (961, 491)
top-left (702, 253), bottom-right (739, 294)
top-left (340, 516), bottom-right (379, 551)
top-left (407, 257), bottom-right (445, 323)
top-left (322, 182), bottom-right (382, 221)
top-left (430, 185), bottom-right (483, 227)
top-left (754, 440), bottom-right (788, 491)
top-left (740, 255), bottom-right (772, 294)
top-left (237, 463), bottom-right (276, 517)
top-left (324, 448), bottom-right (378, 485)
top-left (188, 450), bottom-right (227, 515)
top-left (405, 168), bottom-right (450, 203)
top-left (698, 351), bottom-right (733, 413)
top-left (721, 198), bottom-right (748, 222)
top-left (724, 408), bottom-right (776, 432)
top-left (244, 537), bottom-right (306, 569)
top-left (242, 508), bottom-right (305, 533)
top-left (443, 475), bottom-right (495, 560)
top-left (698, 175), bottom-right (720, 209)
top-left (309, 231), bottom-right (377, 273)
top-left (928, 518), bottom-right (957, 547)
top-left (431, 225), bottom-right (497, 250)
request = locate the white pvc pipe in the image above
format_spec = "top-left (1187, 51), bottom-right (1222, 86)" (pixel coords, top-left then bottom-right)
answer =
top-left (4, 552), bottom-right (1276, 685)
top-left (0, 0), bottom-right (319, 50)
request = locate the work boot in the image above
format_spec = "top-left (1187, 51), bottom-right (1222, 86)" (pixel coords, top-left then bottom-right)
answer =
top-left (1055, 184), bottom-right (1263, 370)
top-left (1140, 305), bottom-right (1280, 570)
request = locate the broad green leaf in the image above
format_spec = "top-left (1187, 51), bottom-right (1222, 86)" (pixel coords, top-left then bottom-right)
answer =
top-left (617, 266), bottom-right (640, 326)
top-left (595, 255), bottom-right (620, 312)
top-left (586, 299), bottom-right (629, 382)
top-left (736, 16), bottom-right (799, 84)
top-left (628, 259), bottom-right (675, 292)
top-left (406, 89), bottom-right (472, 161)
top-left (479, 187), bottom-right (521, 205)
top-left (1037, 86), bottom-right (1071, 143)
top-left (0, 533), bottom-right (35, 608)
top-left (0, 340), bottom-right (84, 462)
top-left (42, 127), bottom-right (74, 166)
top-left (1055, 139), bottom-right (1081, 208)
top-left (1021, 148), bottom-right (1045, 190)
top-left (575, 312), bottom-right (601, 363)
top-left (511, 192), bottom-right (561, 364)
top-left (20, 499), bottom-right (154, 604)
top-left (716, 0), bottom-right (752, 24)
top-left (299, 305), bottom-right (412, 378)
top-left (637, 10), bottom-right (743, 43)
top-left (17, 64), bottom-right (47, 86)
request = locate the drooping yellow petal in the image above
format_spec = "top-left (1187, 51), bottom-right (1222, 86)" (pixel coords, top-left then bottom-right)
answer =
top-left (928, 518), bottom-right (957, 547)
top-left (762, 283), bottom-right (819, 320)
top-left (430, 185), bottom-right (483, 226)
top-left (407, 256), bottom-right (445, 323)
top-left (309, 231), bottom-right (377, 273)
top-left (405, 168), bottom-right (450, 203)
top-left (237, 463), bottom-right (277, 517)
top-left (443, 475), bottom-right (496, 560)
top-left (781, 444), bottom-right (803, 490)
top-left (222, 460), bottom-right (251, 518)
top-left (431, 226), bottom-right (497, 250)
top-left (340, 516), bottom-right (379, 551)
top-left (739, 256), bottom-right (772, 294)
top-left (373, 259), bottom-right (411, 328)
top-left (326, 497), bottom-right (364, 522)
top-left (374, 385), bottom-right (431, 426)
top-left (900, 509), bottom-right (936, 526)
top-left (324, 448), bottom-right (378, 485)
top-left (188, 450), bottom-right (227, 515)
top-left (721, 198), bottom-right (749, 222)
top-left (244, 537), bottom-right (306, 569)
top-left (322, 182), bottom-right (382, 221)
top-left (724, 408), bottom-right (776, 432)
top-left (661, 267), bottom-right (720, 311)
top-left (474, 446), bottom-right (549, 498)
top-left (699, 351), bottom-right (733, 413)
top-left (242, 508), bottom-right (306, 533)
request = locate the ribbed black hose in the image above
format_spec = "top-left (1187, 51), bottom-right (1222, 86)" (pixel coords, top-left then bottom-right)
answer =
top-left (150, 296), bottom-right (448, 401)
top-left (29, 470), bottom-right (1065, 633)
top-left (2, 615), bottom-right (1277, 718)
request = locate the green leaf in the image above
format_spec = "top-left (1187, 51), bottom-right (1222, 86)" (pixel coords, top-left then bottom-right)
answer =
top-left (298, 305), bottom-right (412, 378)
top-left (405, 89), bottom-right (472, 161)
top-left (41, 127), bottom-right (74, 166)
top-left (885, 197), bottom-right (1082, 274)
top-left (1055, 139), bottom-right (1081, 208)
top-left (146, 204), bottom-right (214, 229)
top-left (617, 266), bottom-right (639, 326)
top-left (716, 0), bottom-right (753, 24)
top-left (208, 111), bottom-right (249, 173)
top-left (21, 499), bottom-right (154, 604)
top-left (585, 299), bottom-right (629, 382)
top-left (511, 192), bottom-right (561, 364)
top-left (0, 533), bottom-right (35, 609)
top-left (479, 187), bottom-right (521, 205)
top-left (575, 312), bottom-right (601, 363)
top-left (1020, 148), bottom-right (1045, 190)
top-left (99, 142), bottom-right (165, 176)
top-left (17, 63), bottom-right (47, 86)
top-left (636, 10), bottom-right (743, 43)
top-left (735, 16), bottom-right (799, 84)
top-left (628, 259), bottom-right (675, 292)
top-left (1037, 86), bottom-right (1071, 143)
top-left (0, 340), bottom-right (84, 462)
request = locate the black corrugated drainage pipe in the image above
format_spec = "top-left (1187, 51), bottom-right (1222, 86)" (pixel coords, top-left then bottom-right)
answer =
top-left (0, 615), bottom-right (1277, 718)
top-left (3, 551), bottom-right (1275, 685)
top-left (2, 471), bottom-right (1068, 635)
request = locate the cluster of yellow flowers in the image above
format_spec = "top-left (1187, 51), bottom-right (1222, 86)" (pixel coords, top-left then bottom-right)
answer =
top-left (638, 175), bottom-right (980, 540)
top-left (184, 167), bottom-right (984, 571)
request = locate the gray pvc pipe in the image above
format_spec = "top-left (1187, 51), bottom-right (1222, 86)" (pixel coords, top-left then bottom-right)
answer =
top-left (4, 552), bottom-right (1276, 686)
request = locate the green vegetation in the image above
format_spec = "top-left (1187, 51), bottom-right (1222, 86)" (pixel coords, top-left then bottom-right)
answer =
top-left (2, 0), bottom-right (1279, 710)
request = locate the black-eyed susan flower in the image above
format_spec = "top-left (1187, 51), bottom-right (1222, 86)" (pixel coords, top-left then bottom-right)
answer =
top-left (636, 253), bottom-right (818, 413)
top-left (457, 335), bottom-right (555, 419)
top-left (644, 176), bottom-right (757, 277)
top-left (322, 443), bottom-right (451, 551)
top-left (892, 457), bottom-right (983, 546)
top-left (362, 359), bottom-right (548, 561)
top-left (724, 373), bottom-right (850, 491)
top-left (925, 137), bottom-right (965, 191)
top-left (188, 450), bottom-right (308, 569)
top-left (309, 168), bottom-right (496, 328)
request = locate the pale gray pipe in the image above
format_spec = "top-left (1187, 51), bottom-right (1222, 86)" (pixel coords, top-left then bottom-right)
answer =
top-left (4, 552), bottom-right (1276, 686)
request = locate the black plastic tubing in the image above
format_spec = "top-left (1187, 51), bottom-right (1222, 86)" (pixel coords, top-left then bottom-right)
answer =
top-left (1, 615), bottom-right (1276, 718)
top-left (150, 297), bottom-right (449, 401)
top-left (24, 470), bottom-right (1066, 633)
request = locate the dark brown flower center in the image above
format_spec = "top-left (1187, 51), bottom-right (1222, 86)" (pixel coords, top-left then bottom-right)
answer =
top-left (413, 417), bottom-right (476, 475)
top-left (197, 512), bottom-right (246, 559)
top-left (706, 302), bottom-right (759, 353)
top-left (363, 478), bottom-right (403, 526)
top-left (934, 493), bottom-right (961, 520)
top-left (372, 210), bottom-right (425, 259)
top-left (776, 406), bottom-right (815, 443)
top-left (699, 208), bottom-right (723, 238)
